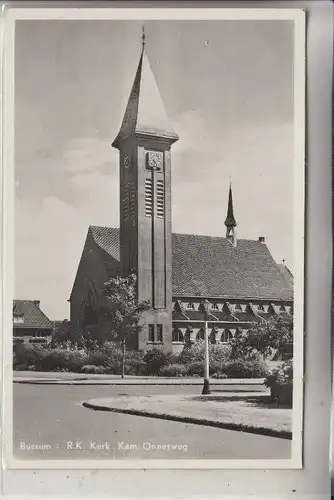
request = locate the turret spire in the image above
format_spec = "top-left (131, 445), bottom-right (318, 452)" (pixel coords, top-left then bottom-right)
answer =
top-left (142, 25), bottom-right (146, 50)
top-left (225, 183), bottom-right (237, 246)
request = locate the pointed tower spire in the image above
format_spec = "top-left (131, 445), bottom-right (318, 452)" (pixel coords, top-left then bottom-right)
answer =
top-left (112, 31), bottom-right (179, 149)
top-left (225, 183), bottom-right (237, 246)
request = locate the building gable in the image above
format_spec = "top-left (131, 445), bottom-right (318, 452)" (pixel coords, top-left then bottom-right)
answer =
top-left (69, 226), bottom-right (120, 302)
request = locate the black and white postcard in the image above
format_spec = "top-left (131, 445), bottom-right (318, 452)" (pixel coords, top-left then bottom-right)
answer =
top-left (2, 7), bottom-right (305, 469)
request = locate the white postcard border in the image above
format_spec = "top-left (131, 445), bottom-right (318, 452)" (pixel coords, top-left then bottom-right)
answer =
top-left (1, 6), bottom-right (305, 470)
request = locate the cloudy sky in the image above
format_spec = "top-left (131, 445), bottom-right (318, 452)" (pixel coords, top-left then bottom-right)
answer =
top-left (15, 19), bottom-right (295, 320)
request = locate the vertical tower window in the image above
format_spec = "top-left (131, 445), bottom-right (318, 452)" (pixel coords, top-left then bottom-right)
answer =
top-left (123, 183), bottom-right (130, 219)
top-left (156, 180), bottom-right (164, 218)
top-left (145, 178), bottom-right (153, 217)
top-left (129, 182), bottom-right (136, 217)
top-left (156, 324), bottom-right (163, 343)
top-left (148, 324), bottom-right (155, 342)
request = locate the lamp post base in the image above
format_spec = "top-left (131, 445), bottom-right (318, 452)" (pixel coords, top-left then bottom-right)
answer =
top-left (202, 378), bottom-right (211, 395)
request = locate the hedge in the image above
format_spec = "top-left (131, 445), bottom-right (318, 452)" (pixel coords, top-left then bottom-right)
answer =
top-left (81, 365), bottom-right (106, 374)
top-left (159, 363), bottom-right (187, 377)
top-left (12, 342), bottom-right (269, 379)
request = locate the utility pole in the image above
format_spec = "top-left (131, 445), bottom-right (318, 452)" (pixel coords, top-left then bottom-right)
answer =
top-left (201, 299), bottom-right (211, 395)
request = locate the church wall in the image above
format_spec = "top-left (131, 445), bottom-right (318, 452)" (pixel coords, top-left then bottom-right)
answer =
top-left (69, 230), bottom-right (119, 338)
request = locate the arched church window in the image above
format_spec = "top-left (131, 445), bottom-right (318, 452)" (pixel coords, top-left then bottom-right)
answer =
top-left (279, 305), bottom-right (286, 312)
top-left (258, 304), bottom-right (265, 312)
top-left (83, 289), bottom-right (98, 327)
top-left (186, 302), bottom-right (195, 310)
top-left (172, 329), bottom-right (184, 343)
top-left (211, 303), bottom-right (219, 310)
top-left (83, 305), bottom-right (98, 327)
top-left (196, 328), bottom-right (205, 341)
top-left (209, 328), bottom-right (217, 344)
top-left (235, 304), bottom-right (242, 311)
top-left (221, 329), bottom-right (233, 343)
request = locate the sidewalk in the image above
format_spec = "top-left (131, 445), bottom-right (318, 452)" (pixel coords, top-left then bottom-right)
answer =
top-left (13, 371), bottom-right (266, 386)
top-left (83, 392), bottom-right (292, 439)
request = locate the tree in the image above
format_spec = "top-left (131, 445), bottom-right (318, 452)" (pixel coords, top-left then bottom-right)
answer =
top-left (102, 273), bottom-right (150, 378)
top-left (230, 313), bottom-right (293, 360)
top-left (50, 319), bottom-right (71, 348)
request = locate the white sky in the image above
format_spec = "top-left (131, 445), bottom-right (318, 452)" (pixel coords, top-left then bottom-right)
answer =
top-left (15, 19), bottom-right (295, 320)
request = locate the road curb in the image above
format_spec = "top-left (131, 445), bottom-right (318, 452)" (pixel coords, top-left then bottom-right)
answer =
top-left (13, 379), bottom-right (266, 387)
top-left (82, 401), bottom-right (292, 441)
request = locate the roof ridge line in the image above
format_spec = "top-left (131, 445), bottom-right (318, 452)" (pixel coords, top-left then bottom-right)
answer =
top-left (90, 225), bottom-right (263, 243)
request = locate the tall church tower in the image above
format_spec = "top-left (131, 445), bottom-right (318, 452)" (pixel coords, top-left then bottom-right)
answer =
top-left (112, 30), bottom-right (179, 350)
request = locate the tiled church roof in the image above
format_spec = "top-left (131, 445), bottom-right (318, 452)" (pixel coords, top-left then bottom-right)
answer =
top-left (13, 300), bottom-right (54, 329)
top-left (90, 226), bottom-right (293, 301)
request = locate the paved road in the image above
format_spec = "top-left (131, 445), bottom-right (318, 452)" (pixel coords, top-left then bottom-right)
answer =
top-left (13, 384), bottom-right (290, 460)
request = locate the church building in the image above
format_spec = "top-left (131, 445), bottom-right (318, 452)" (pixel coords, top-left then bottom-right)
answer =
top-left (69, 33), bottom-right (293, 353)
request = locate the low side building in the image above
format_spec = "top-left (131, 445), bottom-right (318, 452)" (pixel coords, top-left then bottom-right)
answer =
top-left (13, 300), bottom-right (54, 345)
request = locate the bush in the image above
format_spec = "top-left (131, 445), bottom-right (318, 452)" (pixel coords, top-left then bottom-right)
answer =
top-left (223, 359), bottom-right (269, 379)
top-left (209, 360), bottom-right (226, 377)
top-left (13, 342), bottom-right (48, 370)
top-left (143, 348), bottom-right (172, 375)
top-left (104, 364), bottom-right (122, 375)
top-left (186, 361), bottom-right (204, 377)
top-left (35, 348), bottom-right (88, 372)
top-left (179, 341), bottom-right (231, 365)
top-left (265, 360), bottom-right (293, 406)
top-left (86, 352), bottom-right (109, 367)
top-left (123, 350), bottom-right (146, 375)
top-left (211, 372), bottom-right (228, 379)
top-left (101, 342), bottom-right (122, 373)
top-left (81, 365), bottom-right (106, 374)
top-left (101, 343), bottom-right (146, 375)
top-left (159, 364), bottom-right (187, 377)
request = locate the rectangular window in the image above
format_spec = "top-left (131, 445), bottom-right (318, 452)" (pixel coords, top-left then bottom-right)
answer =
top-left (148, 324), bottom-right (155, 342)
top-left (145, 178), bottom-right (153, 217)
top-left (156, 180), bottom-right (164, 218)
top-left (156, 324), bottom-right (163, 343)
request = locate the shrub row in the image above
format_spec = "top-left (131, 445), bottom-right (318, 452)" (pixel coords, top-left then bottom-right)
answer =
top-left (13, 342), bottom-right (268, 378)
top-left (265, 360), bottom-right (293, 407)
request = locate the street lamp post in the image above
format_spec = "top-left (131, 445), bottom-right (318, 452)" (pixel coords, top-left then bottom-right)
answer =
top-left (201, 299), bottom-right (211, 395)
